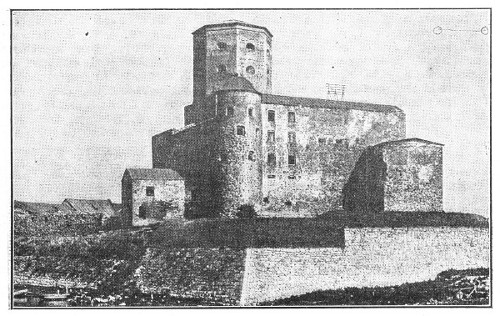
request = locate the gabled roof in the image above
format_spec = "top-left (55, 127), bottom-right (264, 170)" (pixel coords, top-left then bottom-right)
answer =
top-left (216, 76), bottom-right (258, 94)
top-left (62, 198), bottom-right (116, 217)
top-left (261, 94), bottom-right (403, 113)
top-left (124, 168), bottom-right (184, 181)
top-left (374, 138), bottom-right (444, 147)
top-left (193, 21), bottom-right (272, 38)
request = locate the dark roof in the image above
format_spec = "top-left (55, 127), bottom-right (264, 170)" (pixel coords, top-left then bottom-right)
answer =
top-left (261, 94), bottom-right (403, 113)
top-left (193, 20), bottom-right (272, 38)
top-left (62, 199), bottom-right (116, 217)
top-left (216, 76), bottom-right (258, 94)
top-left (124, 168), bottom-right (184, 181)
top-left (374, 138), bottom-right (444, 147)
top-left (13, 201), bottom-right (60, 214)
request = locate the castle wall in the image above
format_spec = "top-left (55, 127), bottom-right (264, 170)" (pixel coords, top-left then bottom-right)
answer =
top-left (240, 227), bottom-right (489, 305)
top-left (133, 247), bottom-right (247, 305)
top-left (153, 91), bottom-right (262, 218)
top-left (343, 140), bottom-right (443, 214)
top-left (383, 142), bottom-right (443, 212)
top-left (259, 103), bottom-right (406, 217)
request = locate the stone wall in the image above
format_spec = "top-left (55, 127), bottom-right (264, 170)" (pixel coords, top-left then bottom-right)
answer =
top-left (133, 247), bottom-right (246, 305)
top-left (344, 139), bottom-right (443, 213)
top-left (259, 103), bottom-right (406, 217)
top-left (123, 178), bottom-right (185, 226)
top-left (240, 226), bottom-right (489, 305)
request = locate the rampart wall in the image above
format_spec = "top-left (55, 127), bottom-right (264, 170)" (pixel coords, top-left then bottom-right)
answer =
top-left (240, 227), bottom-right (489, 305)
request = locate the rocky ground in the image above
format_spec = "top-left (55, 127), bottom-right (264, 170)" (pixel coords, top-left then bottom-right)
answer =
top-left (261, 268), bottom-right (490, 306)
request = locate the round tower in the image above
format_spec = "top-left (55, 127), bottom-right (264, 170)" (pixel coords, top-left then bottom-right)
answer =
top-left (189, 21), bottom-right (272, 124)
top-left (211, 76), bottom-right (263, 216)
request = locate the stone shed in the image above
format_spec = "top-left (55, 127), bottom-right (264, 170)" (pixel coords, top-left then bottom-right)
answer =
top-left (343, 138), bottom-right (443, 213)
top-left (121, 168), bottom-right (185, 226)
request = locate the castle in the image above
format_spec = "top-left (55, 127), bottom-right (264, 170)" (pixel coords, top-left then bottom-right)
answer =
top-left (122, 21), bottom-right (443, 226)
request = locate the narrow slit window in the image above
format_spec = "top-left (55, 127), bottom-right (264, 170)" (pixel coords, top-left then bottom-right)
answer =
top-left (248, 108), bottom-right (253, 117)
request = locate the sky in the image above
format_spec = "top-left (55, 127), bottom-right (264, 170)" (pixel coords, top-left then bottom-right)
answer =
top-left (12, 9), bottom-right (490, 216)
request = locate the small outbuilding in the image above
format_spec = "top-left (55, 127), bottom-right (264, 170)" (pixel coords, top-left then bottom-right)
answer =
top-left (343, 138), bottom-right (443, 213)
top-left (121, 168), bottom-right (185, 226)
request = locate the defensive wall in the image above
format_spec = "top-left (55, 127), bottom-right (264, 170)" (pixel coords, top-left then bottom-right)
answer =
top-left (132, 214), bottom-right (489, 306)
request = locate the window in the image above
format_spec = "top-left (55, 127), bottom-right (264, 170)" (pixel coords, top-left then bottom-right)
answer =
top-left (288, 175), bottom-right (296, 179)
top-left (268, 110), bottom-right (275, 122)
top-left (263, 197), bottom-right (270, 203)
top-left (318, 138), bottom-right (326, 145)
top-left (217, 42), bottom-right (227, 50)
top-left (236, 125), bottom-right (246, 136)
top-left (288, 112), bottom-right (296, 123)
top-left (267, 153), bottom-right (276, 165)
top-left (246, 66), bottom-right (255, 75)
top-left (288, 132), bottom-right (296, 143)
top-left (248, 108), bottom-right (253, 117)
top-left (267, 131), bottom-right (275, 142)
top-left (217, 65), bottom-right (227, 73)
top-left (288, 155), bottom-right (296, 165)
top-left (336, 139), bottom-right (344, 145)
top-left (266, 49), bottom-right (271, 57)
top-left (256, 128), bottom-right (260, 134)
top-left (219, 153), bottom-right (228, 162)
top-left (248, 151), bottom-right (255, 161)
top-left (267, 175), bottom-right (276, 179)
top-left (139, 204), bottom-right (147, 219)
top-left (267, 67), bottom-right (270, 75)
top-left (246, 43), bottom-right (255, 51)
top-left (146, 186), bottom-right (155, 196)
top-left (226, 106), bottom-right (234, 116)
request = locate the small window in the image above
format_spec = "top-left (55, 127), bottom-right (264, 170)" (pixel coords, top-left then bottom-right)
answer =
top-left (267, 68), bottom-right (270, 75)
top-left (267, 131), bottom-right (275, 142)
top-left (139, 204), bottom-right (147, 219)
top-left (248, 151), bottom-right (255, 161)
top-left (248, 108), bottom-right (253, 117)
top-left (266, 49), bottom-right (271, 57)
top-left (288, 155), bottom-right (296, 165)
top-left (284, 201), bottom-right (292, 206)
top-left (288, 132), bottom-right (296, 143)
top-left (246, 66), bottom-right (255, 75)
top-left (288, 112), bottom-right (296, 123)
top-left (236, 125), bottom-right (246, 136)
top-left (256, 128), bottom-right (260, 134)
top-left (318, 138), bottom-right (327, 145)
top-left (288, 175), bottom-right (296, 179)
top-left (263, 197), bottom-right (270, 203)
top-left (268, 110), bottom-right (275, 122)
top-left (217, 65), bottom-right (227, 73)
top-left (217, 42), bottom-right (228, 50)
top-left (226, 106), bottom-right (234, 116)
top-left (246, 43), bottom-right (255, 50)
top-left (336, 139), bottom-right (344, 145)
top-left (267, 175), bottom-right (276, 179)
top-left (146, 186), bottom-right (155, 196)
top-left (267, 153), bottom-right (276, 165)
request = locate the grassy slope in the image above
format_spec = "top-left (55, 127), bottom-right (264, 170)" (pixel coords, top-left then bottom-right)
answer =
top-left (261, 268), bottom-right (490, 306)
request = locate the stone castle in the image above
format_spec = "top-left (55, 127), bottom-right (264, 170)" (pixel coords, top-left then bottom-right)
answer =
top-left (122, 21), bottom-right (444, 226)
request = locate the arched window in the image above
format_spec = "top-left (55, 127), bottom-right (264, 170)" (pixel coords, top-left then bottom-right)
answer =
top-left (248, 151), bottom-right (255, 161)
top-left (217, 42), bottom-right (228, 50)
top-left (248, 108), bottom-right (253, 117)
top-left (217, 65), bottom-right (227, 73)
top-left (246, 66), bottom-right (255, 75)
top-left (246, 43), bottom-right (255, 51)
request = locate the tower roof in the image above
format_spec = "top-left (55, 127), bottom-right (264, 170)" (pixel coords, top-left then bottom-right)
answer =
top-left (193, 21), bottom-right (273, 38)
top-left (216, 76), bottom-right (259, 94)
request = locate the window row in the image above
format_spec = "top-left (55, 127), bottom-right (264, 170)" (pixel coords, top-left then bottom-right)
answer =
top-left (267, 110), bottom-right (295, 123)
top-left (266, 153), bottom-right (296, 165)
top-left (216, 65), bottom-right (256, 75)
top-left (217, 42), bottom-right (256, 51)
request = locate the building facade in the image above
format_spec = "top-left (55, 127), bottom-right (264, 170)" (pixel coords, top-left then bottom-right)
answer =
top-left (122, 21), bottom-right (442, 222)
